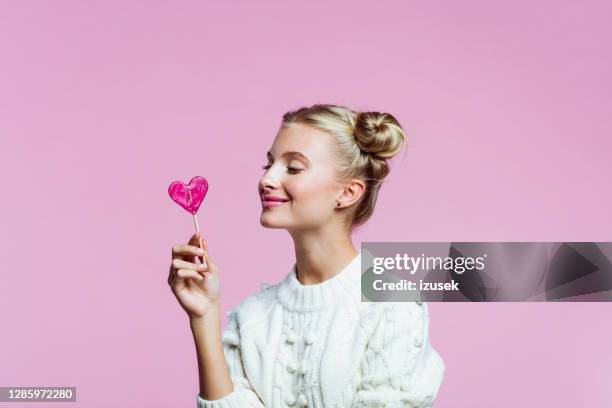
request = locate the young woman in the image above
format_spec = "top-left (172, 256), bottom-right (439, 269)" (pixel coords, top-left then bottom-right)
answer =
top-left (168, 104), bottom-right (445, 407)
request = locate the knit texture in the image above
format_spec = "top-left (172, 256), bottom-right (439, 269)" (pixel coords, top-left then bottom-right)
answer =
top-left (197, 252), bottom-right (445, 407)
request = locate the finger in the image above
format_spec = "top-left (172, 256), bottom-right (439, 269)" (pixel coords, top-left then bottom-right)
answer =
top-left (172, 243), bottom-right (202, 255)
top-left (192, 233), bottom-right (210, 265)
top-left (191, 233), bottom-right (207, 262)
top-left (176, 269), bottom-right (204, 281)
top-left (190, 233), bottom-right (205, 248)
top-left (172, 258), bottom-right (207, 272)
top-left (167, 265), bottom-right (175, 285)
top-left (172, 244), bottom-right (206, 261)
top-left (175, 246), bottom-right (208, 269)
top-left (198, 240), bottom-right (217, 273)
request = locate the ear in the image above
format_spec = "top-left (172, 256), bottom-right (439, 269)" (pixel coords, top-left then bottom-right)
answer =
top-left (336, 179), bottom-right (366, 208)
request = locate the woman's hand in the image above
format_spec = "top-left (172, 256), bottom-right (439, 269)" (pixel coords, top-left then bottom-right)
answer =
top-left (168, 232), bottom-right (220, 319)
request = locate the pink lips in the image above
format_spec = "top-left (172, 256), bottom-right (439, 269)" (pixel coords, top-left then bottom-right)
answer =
top-left (261, 195), bottom-right (289, 208)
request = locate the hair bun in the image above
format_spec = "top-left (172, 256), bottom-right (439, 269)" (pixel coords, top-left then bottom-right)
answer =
top-left (353, 111), bottom-right (405, 159)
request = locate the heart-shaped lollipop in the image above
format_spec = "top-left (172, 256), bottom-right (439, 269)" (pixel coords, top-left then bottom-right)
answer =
top-left (168, 176), bottom-right (209, 250)
top-left (168, 176), bottom-right (209, 215)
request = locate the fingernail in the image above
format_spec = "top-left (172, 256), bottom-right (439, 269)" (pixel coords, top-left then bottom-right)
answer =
top-left (197, 249), bottom-right (205, 255)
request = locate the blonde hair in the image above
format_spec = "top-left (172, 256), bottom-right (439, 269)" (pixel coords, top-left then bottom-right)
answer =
top-left (281, 103), bottom-right (407, 230)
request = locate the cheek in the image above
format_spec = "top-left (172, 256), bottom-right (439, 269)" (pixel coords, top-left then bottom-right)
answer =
top-left (285, 176), bottom-right (335, 208)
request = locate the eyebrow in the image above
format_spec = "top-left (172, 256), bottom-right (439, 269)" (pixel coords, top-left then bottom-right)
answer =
top-left (266, 150), bottom-right (311, 164)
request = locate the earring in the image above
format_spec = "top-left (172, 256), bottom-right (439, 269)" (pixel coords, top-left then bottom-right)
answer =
top-left (337, 202), bottom-right (341, 207)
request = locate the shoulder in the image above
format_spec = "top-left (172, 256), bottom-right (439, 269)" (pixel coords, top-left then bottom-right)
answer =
top-left (357, 301), bottom-right (426, 323)
top-left (385, 301), bottom-right (428, 322)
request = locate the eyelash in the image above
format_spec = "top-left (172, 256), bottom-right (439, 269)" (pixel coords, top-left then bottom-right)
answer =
top-left (261, 164), bottom-right (303, 174)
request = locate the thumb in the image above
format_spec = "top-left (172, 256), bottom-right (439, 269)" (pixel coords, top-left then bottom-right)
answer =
top-left (197, 236), bottom-right (218, 273)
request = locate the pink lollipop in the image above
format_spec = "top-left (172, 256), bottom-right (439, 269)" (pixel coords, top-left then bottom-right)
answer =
top-left (168, 176), bottom-right (209, 249)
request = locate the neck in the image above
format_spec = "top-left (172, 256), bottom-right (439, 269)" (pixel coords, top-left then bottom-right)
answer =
top-left (288, 224), bottom-right (358, 285)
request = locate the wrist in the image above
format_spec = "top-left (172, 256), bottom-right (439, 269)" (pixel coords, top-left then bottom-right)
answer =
top-left (189, 302), bottom-right (221, 325)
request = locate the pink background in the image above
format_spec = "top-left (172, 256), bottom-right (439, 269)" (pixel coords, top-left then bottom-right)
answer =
top-left (1, 1), bottom-right (611, 407)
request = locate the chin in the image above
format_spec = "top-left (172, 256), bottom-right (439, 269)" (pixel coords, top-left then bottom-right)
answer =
top-left (260, 214), bottom-right (288, 229)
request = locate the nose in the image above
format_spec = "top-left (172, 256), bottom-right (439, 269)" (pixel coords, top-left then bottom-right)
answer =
top-left (259, 168), bottom-right (280, 193)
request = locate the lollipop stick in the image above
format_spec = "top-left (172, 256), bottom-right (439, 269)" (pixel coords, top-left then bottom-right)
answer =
top-left (193, 212), bottom-right (200, 233)
top-left (193, 213), bottom-right (204, 251)
top-left (187, 189), bottom-right (204, 251)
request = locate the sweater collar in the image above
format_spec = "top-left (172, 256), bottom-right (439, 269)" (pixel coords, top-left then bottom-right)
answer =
top-left (276, 251), bottom-right (362, 312)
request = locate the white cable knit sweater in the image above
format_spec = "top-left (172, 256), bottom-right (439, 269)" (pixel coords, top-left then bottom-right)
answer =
top-left (196, 251), bottom-right (445, 408)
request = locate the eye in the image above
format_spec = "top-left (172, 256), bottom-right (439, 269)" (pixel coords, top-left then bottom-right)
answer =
top-left (261, 164), bottom-right (303, 174)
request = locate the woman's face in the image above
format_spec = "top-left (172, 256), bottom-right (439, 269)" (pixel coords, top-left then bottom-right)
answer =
top-left (258, 123), bottom-right (345, 230)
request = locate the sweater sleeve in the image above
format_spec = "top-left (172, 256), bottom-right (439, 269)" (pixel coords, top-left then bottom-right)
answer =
top-left (196, 310), bottom-right (266, 408)
top-left (353, 302), bottom-right (445, 408)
